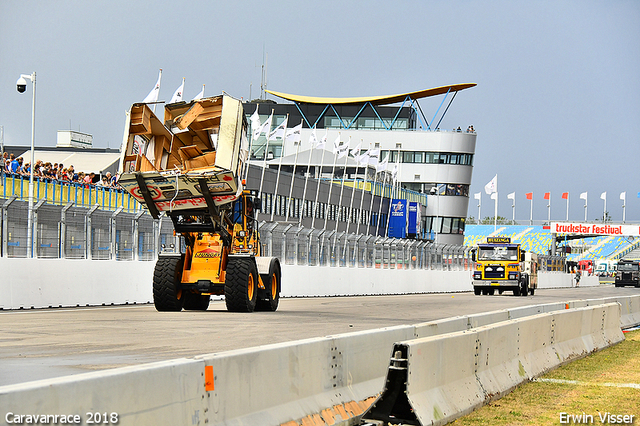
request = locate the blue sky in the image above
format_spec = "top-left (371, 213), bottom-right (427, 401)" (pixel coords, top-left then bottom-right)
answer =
top-left (1, 0), bottom-right (638, 222)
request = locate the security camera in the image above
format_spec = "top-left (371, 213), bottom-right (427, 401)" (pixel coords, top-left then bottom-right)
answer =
top-left (16, 76), bottom-right (27, 93)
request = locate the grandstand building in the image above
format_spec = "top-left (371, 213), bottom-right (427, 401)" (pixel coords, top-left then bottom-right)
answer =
top-left (244, 84), bottom-right (477, 245)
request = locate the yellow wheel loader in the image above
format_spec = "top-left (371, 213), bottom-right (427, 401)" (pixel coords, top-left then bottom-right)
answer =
top-left (117, 94), bottom-right (281, 312)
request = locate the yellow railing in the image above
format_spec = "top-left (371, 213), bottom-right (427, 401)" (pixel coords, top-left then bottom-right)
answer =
top-left (1, 174), bottom-right (142, 212)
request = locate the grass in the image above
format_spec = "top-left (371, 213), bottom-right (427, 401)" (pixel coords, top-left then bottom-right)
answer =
top-left (450, 329), bottom-right (640, 425)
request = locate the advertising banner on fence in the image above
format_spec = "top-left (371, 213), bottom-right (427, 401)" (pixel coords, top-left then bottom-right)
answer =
top-left (550, 222), bottom-right (640, 237)
top-left (388, 199), bottom-right (407, 239)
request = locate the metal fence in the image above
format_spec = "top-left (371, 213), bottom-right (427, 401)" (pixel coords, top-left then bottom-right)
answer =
top-left (0, 197), bottom-right (566, 272)
top-left (257, 222), bottom-right (477, 271)
top-left (0, 197), bottom-right (177, 260)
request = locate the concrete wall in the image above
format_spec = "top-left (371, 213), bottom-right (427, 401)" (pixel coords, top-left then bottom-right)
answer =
top-left (0, 257), bottom-right (599, 310)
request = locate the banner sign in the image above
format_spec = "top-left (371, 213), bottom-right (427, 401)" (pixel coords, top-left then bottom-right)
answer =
top-left (550, 222), bottom-right (640, 237)
top-left (388, 199), bottom-right (407, 238)
top-left (407, 202), bottom-right (420, 237)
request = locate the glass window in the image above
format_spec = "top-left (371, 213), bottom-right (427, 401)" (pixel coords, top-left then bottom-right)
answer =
top-left (441, 218), bottom-right (452, 234)
top-left (414, 152), bottom-right (423, 163)
top-left (403, 152), bottom-right (414, 163)
top-left (423, 152), bottom-right (433, 163)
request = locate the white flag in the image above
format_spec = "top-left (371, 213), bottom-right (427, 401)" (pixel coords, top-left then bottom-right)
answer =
top-left (349, 142), bottom-right (362, 158)
top-left (376, 157), bottom-right (388, 173)
top-left (367, 148), bottom-right (380, 166)
top-left (285, 121), bottom-right (302, 143)
top-left (580, 192), bottom-right (588, 201)
top-left (142, 69), bottom-right (162, 103)
top-left (315, 131), bottom-right (327, 150)
top-left (484, 175), bottom-right (497, 194)
top-left (337, 143), bottom-right (349, 159)
top-left (620, 191), bottom-right (626, 202)
top-left (600, 191), bottom-right (607, 201)
top-left (169, 78), bottom-right (185, 103)
top-left (391, 164), bottom-right (398, 181)
top-left (474, 192), bottom-right (481, 201)
top-left (192, 84), bottom-right (205, 101)
top-left (258, 112), bottom-right (273, 137)
top-left (308, 128), bottom-right (318, 148)
top-left (358, 151), bottom-right (370, 166)
top-left (490, 193), bottom-right (498, 200)
top-left (332, 134), bottom-right (341, 154)
top-left (250, 105), bottom-right (261, 139)
top-left (507, 192), bottom-right (515, 200)
top-left (268, 117), bottom-right (287, 140)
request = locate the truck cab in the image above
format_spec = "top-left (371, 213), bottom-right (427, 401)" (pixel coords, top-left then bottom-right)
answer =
top-left (472, 237), bottom-right (536, 296)
top-left (615, 259), bottom-right (640, 288)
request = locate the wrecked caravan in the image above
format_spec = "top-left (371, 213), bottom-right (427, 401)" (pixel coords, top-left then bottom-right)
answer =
top-left (118, 94), bottom-right (249, 214)
top-left (117, 95), bottom-right (281, 313)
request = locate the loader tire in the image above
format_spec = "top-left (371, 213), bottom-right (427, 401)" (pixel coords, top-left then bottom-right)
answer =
top-left (225, 257), bottom-right (258, 312)
top-left (256, 258), bottom-right (281, 312)
top-left (183, 292), bottom-right (211, 311)
top-left (153, 256), bottom-right (185, 312)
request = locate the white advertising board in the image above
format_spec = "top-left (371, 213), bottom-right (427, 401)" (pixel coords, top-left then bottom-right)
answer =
top-left (550, 222), bottom-right (640, 237)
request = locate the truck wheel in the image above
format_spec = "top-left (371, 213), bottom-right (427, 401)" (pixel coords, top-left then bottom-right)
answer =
top-left (256, 259), bottom-right (281, 311)
top-left (519, 275), bottom-right (528, 297)
top-left (529, 288), bottom-right (535, 295)
top-left (488, 288), bottom-right (495, 295)
top-left (225, 257), bottom-right (258, 312)
top-left (513, 287), bottom-right (521, 296)
top-left (474, 287), bottom-right (481, 296)
top-left (183, 292), bottom-right (211, 311)
top-left (153, 256), bottom-right (185, 312)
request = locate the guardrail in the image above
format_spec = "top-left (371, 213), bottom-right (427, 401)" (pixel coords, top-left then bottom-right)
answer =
top-left (1, 297), bottom-right (635, 426)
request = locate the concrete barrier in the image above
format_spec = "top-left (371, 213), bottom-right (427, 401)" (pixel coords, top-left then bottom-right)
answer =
top-left (0, 358), bottom-right (206, 425)
top-left (601, 295), bottom-right (640, 328)
top-left (0, 257), bottom-right (608, 310)
top-left (1, 297), bottom-right (635, 426)
top-left (0, 258), bottom-right (154, 309)
top-left (362, 303), bottom-right (624, 426)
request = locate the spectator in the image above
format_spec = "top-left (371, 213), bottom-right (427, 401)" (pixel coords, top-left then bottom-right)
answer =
top-left (10, 155), bottom-right (20, 174)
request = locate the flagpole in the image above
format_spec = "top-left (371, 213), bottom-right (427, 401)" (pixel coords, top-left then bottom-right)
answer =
top-left (270, 114), bottom-right (288, 222)
top-left (383, 150), bottom-right (401, 237)
top-left (375, 156), bottom-right (390, 236)
top-left (257, 110), bottom-right (274, 220)
top-left (345, 138), bottom-right (359, 233)
top-left (566, 193), bottom-right (569, 222)
top-left (333, 137), bottom-right (351, 235)
top-left (356, 143), bottom-right (372, 235)
top-left (323, 132), bottom-right (341, 232)
top-left (364, 147), bottom-right (380, 235)
top-left (311, 130), bottom-right (328, 230)
top-left (493, 192), bottom-right (498, 232)
top-left (299, 127), bottom-right (317, 227)
top-left (366, 164), bottom-right (380, 235)
top-left (547, 193), bottom-right (551, 223)
top-left (284, 120), bottom-right (304, 222)
top-left (529, 196), bottom-right (533, 226)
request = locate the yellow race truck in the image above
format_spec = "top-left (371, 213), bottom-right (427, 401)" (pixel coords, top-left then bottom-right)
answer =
top-left (117, 94), bottom-right (281, 312)
top-left (472, 237), bottom-right (537, 296)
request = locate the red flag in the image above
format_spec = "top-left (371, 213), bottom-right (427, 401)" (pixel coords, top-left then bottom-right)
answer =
top-left (543, 192), bottom-right (550, 200)
top-left (561, 192), bottom-right (568, 199)
top-left (525, 192), bottom-right (533, 200)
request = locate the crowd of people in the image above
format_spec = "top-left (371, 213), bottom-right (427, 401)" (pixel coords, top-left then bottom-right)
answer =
top-left (2, 152), bottom-right (120, 188)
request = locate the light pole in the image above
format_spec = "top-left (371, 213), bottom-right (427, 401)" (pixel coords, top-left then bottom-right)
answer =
top-left (430, 186), bottom-right (439, 244)
top-left (17, 72), bottom-right (36, 258)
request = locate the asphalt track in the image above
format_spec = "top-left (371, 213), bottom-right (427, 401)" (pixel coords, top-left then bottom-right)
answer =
top-left (1, 285), bottom-right (638, 386)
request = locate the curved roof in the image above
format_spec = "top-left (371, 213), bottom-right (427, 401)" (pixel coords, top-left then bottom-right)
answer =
top-left (265, 83), bottom-right (476, 106)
